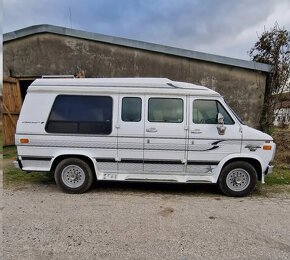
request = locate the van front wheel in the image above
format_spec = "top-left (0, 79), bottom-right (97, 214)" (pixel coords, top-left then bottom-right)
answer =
top-left (218, 161), bottom-right (257, 197)
top-left (55, 158), bottom-right (94, 193)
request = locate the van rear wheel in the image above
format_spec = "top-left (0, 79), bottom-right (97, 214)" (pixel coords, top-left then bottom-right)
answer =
top-left (55, 158), bottom-right (94, 193)
top-left (218, 161), bottom-right (257, 197)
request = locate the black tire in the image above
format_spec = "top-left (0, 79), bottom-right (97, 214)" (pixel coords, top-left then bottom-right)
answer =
top-left (54, 158), bottom-right (94, 194)
top-left (218, 161), bottom-right (257, 197)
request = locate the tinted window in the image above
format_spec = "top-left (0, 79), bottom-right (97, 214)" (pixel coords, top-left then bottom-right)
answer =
top-left (122, 97), bottom-right (142, 122)
top-left (148, 98), bottom-right (183, 123)
top-left (46, 95), bottom-right (112, 134)
top-left (192, 100), bottom-right (234, 125)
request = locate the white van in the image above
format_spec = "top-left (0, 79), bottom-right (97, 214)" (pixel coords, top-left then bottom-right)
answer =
top-left (14, 77), bottom-right (276, 196)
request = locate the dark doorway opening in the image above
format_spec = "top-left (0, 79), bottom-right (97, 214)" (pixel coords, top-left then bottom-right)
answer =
top-left (19, 80), bottom-right (34, 101)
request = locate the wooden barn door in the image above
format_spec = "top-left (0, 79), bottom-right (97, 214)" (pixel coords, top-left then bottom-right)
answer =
top-left (3, 77), bottom-right (22, 146)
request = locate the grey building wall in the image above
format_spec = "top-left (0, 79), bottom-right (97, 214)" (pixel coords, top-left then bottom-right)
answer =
top-left (3, 32), bottom-right (268, 128)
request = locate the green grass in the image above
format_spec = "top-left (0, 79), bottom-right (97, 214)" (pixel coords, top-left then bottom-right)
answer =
top-left (3, 146), bottom-right (54, 187)
top-left (254, 166), bottom-right (290, 196)
top-left (3, 145), bottom-right (17, 159)
top-left (265, 167), bottom-right (290, 185)
top-left (4, 167), bottom-right (54, 187)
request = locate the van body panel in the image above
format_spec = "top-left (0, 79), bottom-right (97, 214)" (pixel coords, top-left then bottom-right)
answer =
top-left (241, 125), bottom-right (276, 168)
top-left (187, 96), bottom-right (242, 170)
top-left (143, 95), bottom-right (187, 172)
top-left (117, 94), bottom-right (145, 172)
top-left (16, 93), bottom-right (55, 134)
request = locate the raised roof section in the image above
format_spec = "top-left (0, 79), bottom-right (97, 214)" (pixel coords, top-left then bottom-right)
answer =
top-left (32, 77), bottom-right (172, 87)
top-left (29, 77), bottom-right (220, 96)
top-left (4, 24), bottom-right (271, 73)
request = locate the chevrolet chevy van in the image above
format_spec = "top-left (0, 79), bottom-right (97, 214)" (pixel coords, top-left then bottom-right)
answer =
top-left (14, 77), bottom-right (276, 196)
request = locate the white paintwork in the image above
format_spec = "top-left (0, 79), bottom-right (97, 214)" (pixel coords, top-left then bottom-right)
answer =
top-left (143, 95), bottom-right (187, 172)
top-left (117, 94), bottom-right (144, 172)
top-left (15, 77), bottom-right (276, 185)
top-left (28, 78), bottom-right (220, 97)
top-left (188, 96), bottom-right (242, 163)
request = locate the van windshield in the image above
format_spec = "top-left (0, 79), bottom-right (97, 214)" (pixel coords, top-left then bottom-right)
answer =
top-left (225, 101), bottom-right (245, 125)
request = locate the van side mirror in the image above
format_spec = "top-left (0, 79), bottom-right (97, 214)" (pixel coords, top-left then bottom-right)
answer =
top-left (217, 113), bottom-right (226, 135)
top-left (217, 113), bottom-right (224, 124)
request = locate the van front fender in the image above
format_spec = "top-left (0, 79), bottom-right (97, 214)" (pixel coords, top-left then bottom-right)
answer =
top-left (212, 153), bottom-right (266, 182)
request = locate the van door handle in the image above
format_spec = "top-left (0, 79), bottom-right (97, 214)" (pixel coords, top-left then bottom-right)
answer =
top-left (191, 129), bottom-right (202, 134)
top-left (146, 127), bottom-right (158, 133)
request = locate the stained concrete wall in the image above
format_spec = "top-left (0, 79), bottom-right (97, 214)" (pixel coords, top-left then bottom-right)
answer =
top-left (3, 33), bottom-right (267, 128)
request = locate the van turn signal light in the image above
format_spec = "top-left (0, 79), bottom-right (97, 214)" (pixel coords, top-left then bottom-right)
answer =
top-left (20, 138), bottom-right (29, 144)
top-left (263, 145), bottom-right (272, 150)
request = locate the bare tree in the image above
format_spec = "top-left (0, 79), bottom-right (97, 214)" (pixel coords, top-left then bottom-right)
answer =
top-left (249, 23), bottom-right (290, 133)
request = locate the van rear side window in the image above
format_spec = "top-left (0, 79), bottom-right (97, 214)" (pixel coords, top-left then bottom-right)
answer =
top-left (46, 95), bottom-right (113, 134)
top-left (122, 97), bottom-right (142, 122)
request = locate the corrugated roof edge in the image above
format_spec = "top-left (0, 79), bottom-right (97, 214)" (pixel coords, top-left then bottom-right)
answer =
top-left (4, 24), bottom-right (272, 73)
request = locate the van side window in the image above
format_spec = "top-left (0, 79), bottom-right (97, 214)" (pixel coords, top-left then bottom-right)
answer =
top-left (192, 100), bottom-right (234, 125)
top-left (148, 98), bottom-right (183, 123)
top-left (46, 95), bottom-right (113, 134)
top-left (122, 97), bottom-right (142, 122)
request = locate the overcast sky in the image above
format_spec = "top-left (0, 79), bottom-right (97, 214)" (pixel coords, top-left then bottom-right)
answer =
top-left (2, 0), bottom-right (290, 60)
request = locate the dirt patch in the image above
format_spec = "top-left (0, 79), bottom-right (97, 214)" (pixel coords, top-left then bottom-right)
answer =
top-left (158, 207), bottom-right (174, 217)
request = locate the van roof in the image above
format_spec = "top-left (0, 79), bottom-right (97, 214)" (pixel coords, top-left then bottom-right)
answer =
top-left (29, 77), bottom-right (221, 97)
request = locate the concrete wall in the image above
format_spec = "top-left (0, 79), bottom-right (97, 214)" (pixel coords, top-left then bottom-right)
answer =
top-left (3, 33), bottom-right (267, 128)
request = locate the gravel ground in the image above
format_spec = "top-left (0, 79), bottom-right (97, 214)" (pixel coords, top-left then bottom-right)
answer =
top-left (2, 182), bottom-right (290, 260)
